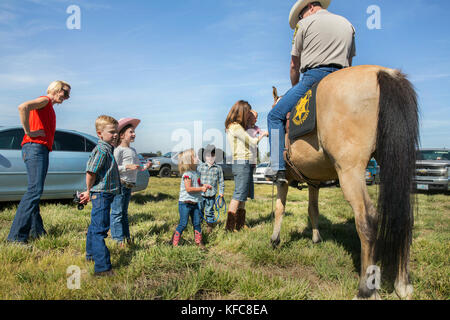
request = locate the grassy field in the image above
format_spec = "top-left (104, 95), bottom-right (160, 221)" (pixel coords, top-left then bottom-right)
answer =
top-left (0, 178), bottom-right (448, 300)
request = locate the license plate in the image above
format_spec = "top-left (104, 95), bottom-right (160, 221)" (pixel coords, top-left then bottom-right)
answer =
top-left (417, 184), bottom-right (428, 190)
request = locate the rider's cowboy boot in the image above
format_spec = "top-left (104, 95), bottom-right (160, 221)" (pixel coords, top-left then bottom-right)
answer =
top-left (225, 211), bottom-right (237, 232)
top-left (265, 169), bottom-right (288, 185)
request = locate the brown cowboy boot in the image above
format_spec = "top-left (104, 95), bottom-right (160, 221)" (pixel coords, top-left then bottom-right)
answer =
top-left (206, 222), bottom-right (215, 234)
top-left (194, 230), bottom-right (205, 249)
top-left (235, 209), bottom-right (247, 231)
top-left (225, 211), bottom-right (237, 232)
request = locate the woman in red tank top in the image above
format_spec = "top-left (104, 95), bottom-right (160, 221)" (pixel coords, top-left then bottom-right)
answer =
top-left (7, 81), bottom-right (71, 244)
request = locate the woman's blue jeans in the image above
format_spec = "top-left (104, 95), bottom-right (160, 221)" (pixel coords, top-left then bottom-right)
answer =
top-left (7, 143), bottom-right (49, 243)
top-left (176, 202), bottom-right (201, 235)
top-left (267, 67), bottom-right (340, 171)
top-left (110, 186), bottom-right (131, 242)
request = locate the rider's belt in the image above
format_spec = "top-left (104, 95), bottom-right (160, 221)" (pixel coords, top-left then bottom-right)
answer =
top-left (183, 200), bottom-right (198, 205)
top-left (301, 64), bottom-right (343, 73)
top-left (120, 180), bottom-right (136, 189)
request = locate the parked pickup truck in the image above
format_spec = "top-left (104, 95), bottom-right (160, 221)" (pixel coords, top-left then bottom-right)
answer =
top-left (147, 150), bottom-right (234, 179)
top-left (414, 148), bottom-right (450, 192)
top-left (365, 158), bottom-right (380, 185)
top-left (147, 152), bottom-right (179, 177)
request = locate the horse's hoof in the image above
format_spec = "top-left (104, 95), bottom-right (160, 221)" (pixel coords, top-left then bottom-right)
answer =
top-left (352, 292), bottom-right (381, 300)
top-left (312, 231), bottom-right (322, 244)
top-left (395, 284), bottom-right (413, 300)
top-left (270, 237), bottom-right (280, 248)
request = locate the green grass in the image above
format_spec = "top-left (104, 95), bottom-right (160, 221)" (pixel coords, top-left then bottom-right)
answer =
top-left (0, 178), bottom-right (448, 300)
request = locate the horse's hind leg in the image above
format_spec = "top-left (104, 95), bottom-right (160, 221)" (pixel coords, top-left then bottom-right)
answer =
top-left (394, 256), bottom-right (413, 299)
top-left (270, 182), bottom-right (289, 248)
top-left (338, 168), bottom-right (380, 300)
top-left (308, 185), bottom-right (322, 243)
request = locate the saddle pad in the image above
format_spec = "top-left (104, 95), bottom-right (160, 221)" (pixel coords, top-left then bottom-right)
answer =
top-left (288, 82), bottom-right (319, 142)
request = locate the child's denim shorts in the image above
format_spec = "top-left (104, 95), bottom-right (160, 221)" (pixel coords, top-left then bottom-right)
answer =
top-left (232, 162), bottom-right (254, 201)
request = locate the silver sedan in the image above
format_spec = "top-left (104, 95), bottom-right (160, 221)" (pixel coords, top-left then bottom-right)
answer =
top-left (0, 126), bottom-right (149, 202)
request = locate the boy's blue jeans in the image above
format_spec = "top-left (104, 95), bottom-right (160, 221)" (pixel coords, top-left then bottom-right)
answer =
top-left (86, 192), bottom-right (114, 273)
top-left (267, 66), bottom-right (340, 171)
top-left (8, 143), bottom-right (49, 243)
top-left (110, 186), bottom-right (131, 242)
top-left (200, 196), bottom-right (216, 223)
top-left (176, 202), bottom-right (202, 235)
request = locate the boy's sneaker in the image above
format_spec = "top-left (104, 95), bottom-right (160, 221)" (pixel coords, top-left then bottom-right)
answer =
top-left (172, 231), bottom-right (181, 247)
top-left (7, 240), bottom-right (32, 249)
top-left (94, 269), bottom-right (114, 277)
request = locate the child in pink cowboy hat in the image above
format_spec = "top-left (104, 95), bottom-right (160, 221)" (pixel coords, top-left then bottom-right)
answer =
top-left (110, 117), bottom-right (151, 246)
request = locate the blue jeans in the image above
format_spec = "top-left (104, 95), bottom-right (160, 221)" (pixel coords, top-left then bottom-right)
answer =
top-left (176, 202), bottom-right (201, 235)
top-left (200, 196), bottom-right (216, 223)
top-left (110, 186), bottom-right (131, 242)
top-left (7, 143), bottom-right (49, 243)
top-left (267, 67), bottom-right (340, 171)
top-left (86, 192), bottom-right (114, 273)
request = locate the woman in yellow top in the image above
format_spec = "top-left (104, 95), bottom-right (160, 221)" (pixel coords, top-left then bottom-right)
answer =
top-left (225, 100), bottom-right (268, 232)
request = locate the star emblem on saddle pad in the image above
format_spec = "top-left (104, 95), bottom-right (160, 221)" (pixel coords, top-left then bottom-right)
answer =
top-left (293, 89), bottom-right (312, 126)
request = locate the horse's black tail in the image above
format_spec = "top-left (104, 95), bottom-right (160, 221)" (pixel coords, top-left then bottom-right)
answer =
top-left (375, 69), bottom-right (419, 280)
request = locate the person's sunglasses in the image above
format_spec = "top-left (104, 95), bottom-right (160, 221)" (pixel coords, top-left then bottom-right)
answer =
top-left (61, 88), bottom-right (70, 99)
top-left (298, 6), bottom-right (309, 20)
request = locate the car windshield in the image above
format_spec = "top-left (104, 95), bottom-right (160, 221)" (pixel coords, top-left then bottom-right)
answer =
top-left (417, 150), bottom-right (450, 161)
top-left (163, 152), bottom-right (172, 158)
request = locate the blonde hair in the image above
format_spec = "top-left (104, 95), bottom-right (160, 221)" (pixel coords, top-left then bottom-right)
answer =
top-left (47, 80), bottom-right (71, 94)
top-left (225, 100), bottom-right (252, 130)
top-left (95, 115), bottom-right (118, 132)
top-left (178, 149), bottom-right (197, 174)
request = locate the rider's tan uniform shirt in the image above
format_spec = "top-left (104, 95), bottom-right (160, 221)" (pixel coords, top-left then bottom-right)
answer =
top-left (291, 9), bottom-right (356, 72)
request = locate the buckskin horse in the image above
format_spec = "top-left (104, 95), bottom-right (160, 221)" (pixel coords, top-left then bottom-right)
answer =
top-left (270, 65), bottom-right (418, 299)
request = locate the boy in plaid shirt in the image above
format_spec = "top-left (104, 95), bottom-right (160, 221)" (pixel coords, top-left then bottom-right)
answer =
top-left (197, 145), bottom-right (225, 233)
top-left (79, 115), bottom-right (120, 276)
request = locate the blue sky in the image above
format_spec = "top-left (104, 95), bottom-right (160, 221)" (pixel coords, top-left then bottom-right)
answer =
top-left (1, 0), bottom-right (449, 156)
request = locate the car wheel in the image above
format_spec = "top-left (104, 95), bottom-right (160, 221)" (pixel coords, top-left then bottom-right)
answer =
top-left (159, 166), bottom-right (171, 178)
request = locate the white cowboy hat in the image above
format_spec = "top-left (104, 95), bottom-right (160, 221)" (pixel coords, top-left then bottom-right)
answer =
top-left (289, 0), bottom-right (331, 29)
top-left (118, 117), bottom-right (141, 133)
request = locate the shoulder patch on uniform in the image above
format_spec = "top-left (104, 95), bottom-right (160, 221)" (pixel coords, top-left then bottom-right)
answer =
top-left (292, 24), bottom-right (300, 45)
